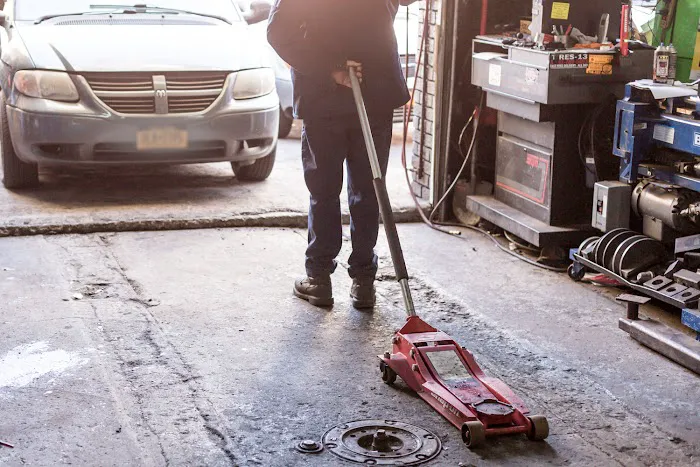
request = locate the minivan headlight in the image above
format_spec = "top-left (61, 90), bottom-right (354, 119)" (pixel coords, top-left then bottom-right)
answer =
top-left (233, 68), bottom-right (275, 100)
top-left (14, 70), bottom-right (79, 102)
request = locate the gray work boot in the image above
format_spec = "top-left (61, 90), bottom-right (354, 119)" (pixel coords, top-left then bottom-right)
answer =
top-left (294, 276), bottom-right (334, 307)
top-left (350, 278), bottom-right (376, 309)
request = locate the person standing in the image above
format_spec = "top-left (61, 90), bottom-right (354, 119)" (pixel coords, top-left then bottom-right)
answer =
top-left (267, 0), bottom-right (416, 308)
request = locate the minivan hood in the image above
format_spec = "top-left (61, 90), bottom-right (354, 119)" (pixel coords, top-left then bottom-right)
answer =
top-left (15, 22), bottom-right (268, 72)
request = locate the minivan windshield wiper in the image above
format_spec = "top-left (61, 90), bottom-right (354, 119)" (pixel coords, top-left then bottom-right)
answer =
top-left (34, 10), bottom-right (122, 24)
top-left (89, 4), bottom-right (232, 24)
top-left (34, 4), bottom-right (232, 25)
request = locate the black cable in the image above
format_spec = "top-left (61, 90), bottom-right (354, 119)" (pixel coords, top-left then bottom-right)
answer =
top-left (578, 111), bottom-right (596, 177)
top-left (453, 112), bottom-right (475, 160)
top-left (429, 92), bottom-right (484, 223)
top-left (434, 222), bottom-right (569, 273)
top-left (504, 231), bottom-right (540, 253)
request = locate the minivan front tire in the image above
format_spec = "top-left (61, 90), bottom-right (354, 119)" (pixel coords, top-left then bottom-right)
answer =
top-left (1, 96), bottom-right (38, 189)
top-left (232, 147), bottom-right (276, 181)
top-left (278, 106), bottom-right (293, 139)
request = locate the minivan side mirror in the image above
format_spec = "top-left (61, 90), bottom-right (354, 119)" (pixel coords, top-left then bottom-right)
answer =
top-left (0, 11), bottom-right (6, 26)
top-left (244, 0), bottom-right (272, 25)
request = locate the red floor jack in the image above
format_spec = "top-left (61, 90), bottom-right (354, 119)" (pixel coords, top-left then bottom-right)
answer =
top-left (349, 69), bottom-right (549, 449)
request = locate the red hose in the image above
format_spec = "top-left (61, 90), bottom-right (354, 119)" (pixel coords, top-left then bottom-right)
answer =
top-left (480, 0), bottom-right (488, 35)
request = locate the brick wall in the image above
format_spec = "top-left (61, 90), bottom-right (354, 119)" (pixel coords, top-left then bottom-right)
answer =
top-left (412, 0), bottom-right (440, 201)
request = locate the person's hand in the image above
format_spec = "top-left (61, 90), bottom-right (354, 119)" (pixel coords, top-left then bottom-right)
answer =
top-left (331, 60), bottom-right (363, 88)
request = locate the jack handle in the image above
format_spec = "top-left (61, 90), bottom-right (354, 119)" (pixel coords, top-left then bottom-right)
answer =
top-left (348, 66), bottom-right (416, 317)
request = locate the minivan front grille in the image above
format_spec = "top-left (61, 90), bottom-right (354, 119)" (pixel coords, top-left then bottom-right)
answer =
top-left (168, 95), bottom-right (220, 114)
top-left (83, 73), bottom-right (154, 92)
top-left (166, 72), bottom-right (228, 91)
top-left (82, 72), bottom-right (229, 115)
top-left (100, 96), bottom-right (156, 114)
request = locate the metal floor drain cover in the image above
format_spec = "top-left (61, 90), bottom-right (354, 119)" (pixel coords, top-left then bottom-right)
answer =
top-left (322, 419), bottom-right (441, 465)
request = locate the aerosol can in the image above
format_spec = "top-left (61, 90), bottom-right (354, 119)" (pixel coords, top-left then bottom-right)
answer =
top-left (653, 43), bottom-right (670, 84)
top-left (667, 43), bottom-right (678, 85)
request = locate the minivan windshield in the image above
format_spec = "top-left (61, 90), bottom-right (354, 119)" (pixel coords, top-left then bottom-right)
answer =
top-left (16, 0), bottom-right (243, 23)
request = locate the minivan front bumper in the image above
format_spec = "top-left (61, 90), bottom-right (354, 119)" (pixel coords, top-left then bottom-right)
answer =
top-left (6, 73), bottom-right (279, 165)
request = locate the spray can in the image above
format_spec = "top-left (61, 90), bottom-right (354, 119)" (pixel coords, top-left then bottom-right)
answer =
top-left (667, 43), bottom-right (678, 85)
top-left (654, 43), bottom-right (670, 84)
top-left (620, 4), bottom-right (630, 57)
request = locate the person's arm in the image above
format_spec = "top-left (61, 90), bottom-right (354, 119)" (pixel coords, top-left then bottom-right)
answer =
top-left (267, 0), bottom-right (344, 78)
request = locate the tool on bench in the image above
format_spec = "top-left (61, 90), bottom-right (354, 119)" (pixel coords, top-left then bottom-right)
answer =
top-left (348, 67), bottom-right (550, 448)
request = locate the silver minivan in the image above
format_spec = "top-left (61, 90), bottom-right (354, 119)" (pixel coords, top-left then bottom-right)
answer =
top-left (0, 0), bottom-right (279, 188)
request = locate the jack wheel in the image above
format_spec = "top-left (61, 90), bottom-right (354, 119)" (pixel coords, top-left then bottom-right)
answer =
top-left (461, 421), bottom-right (486, 448)
top-left (379, 361), bottom-right (397, 385)
top-left (567, 264), bottom-right (585, 282)
top-left (527, 415), bottom-right (549, 441)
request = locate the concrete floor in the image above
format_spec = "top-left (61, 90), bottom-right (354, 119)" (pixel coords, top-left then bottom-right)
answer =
top-left (1, 225), bottom-right (698, 466)
top-left (0, 121), bottom-right (697, 466)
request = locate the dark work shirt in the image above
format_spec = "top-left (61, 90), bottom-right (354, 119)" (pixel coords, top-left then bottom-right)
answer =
top-left (267, 0), bottom-right (411, 121)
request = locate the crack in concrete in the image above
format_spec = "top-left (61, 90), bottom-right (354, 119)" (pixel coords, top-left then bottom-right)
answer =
top-left (46, 234), bottom-right (238, 466)
top-left (95, 235), bottom-right (240, 466)
top-left (83, 299), bottom-right (171, 467)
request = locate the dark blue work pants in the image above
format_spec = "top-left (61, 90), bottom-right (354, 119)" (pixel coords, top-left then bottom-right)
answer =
top-left (302, 114), bottom-right (393, 281)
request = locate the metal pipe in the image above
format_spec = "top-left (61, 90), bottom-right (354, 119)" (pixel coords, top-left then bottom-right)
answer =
top-left (350, 68), bottom-right (417, 318)
top-left (349, 69), bottom-right (383, 180)
top-left (400, 279), bottom-right (417, 317)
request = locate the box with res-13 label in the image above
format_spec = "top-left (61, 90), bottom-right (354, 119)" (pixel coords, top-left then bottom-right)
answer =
top-left (472, 37), bottom-right (654, 118)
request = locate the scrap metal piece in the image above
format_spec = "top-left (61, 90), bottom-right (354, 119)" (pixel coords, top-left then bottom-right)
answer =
top-left (601, 230), bottom-right (638, 271)
top-left (659, 283), bottom-right (689, 298)
top-left (673, 269), bottom-right (700, 288)
top-left (616, 294), bottom-right (651, 320)
top-left (644, 276), bottom-right (673, 291)
top-left (672, 289), bottom-right (700, 307)
top-left (322, 419), bottom-right (441, 465)
top-left (619, 317), bottom-right (700, 374)
top-left (636, 271), bottom-right (655, 283)
top-left (685, 252), bottom-right (700, 270)
top-left (296, 439), bottom-right (323, 454)
top-left (0, 440), bottom-right (13, 448)
top-left (578, 236), bottom-right (600, 260)
top-left (675, 233), bottom-right (700, 254)
top-left (614, 236), bottom-right (668, 280)
top-left (610, 235), bottom-right (647, 275)
top-left (593, 228), bottom-right (629, 266)
top-left (664, 260), bottom-right (685, 279)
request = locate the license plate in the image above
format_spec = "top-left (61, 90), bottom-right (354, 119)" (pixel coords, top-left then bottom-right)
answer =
top-left (136, 127), bottom-right (188, 150)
